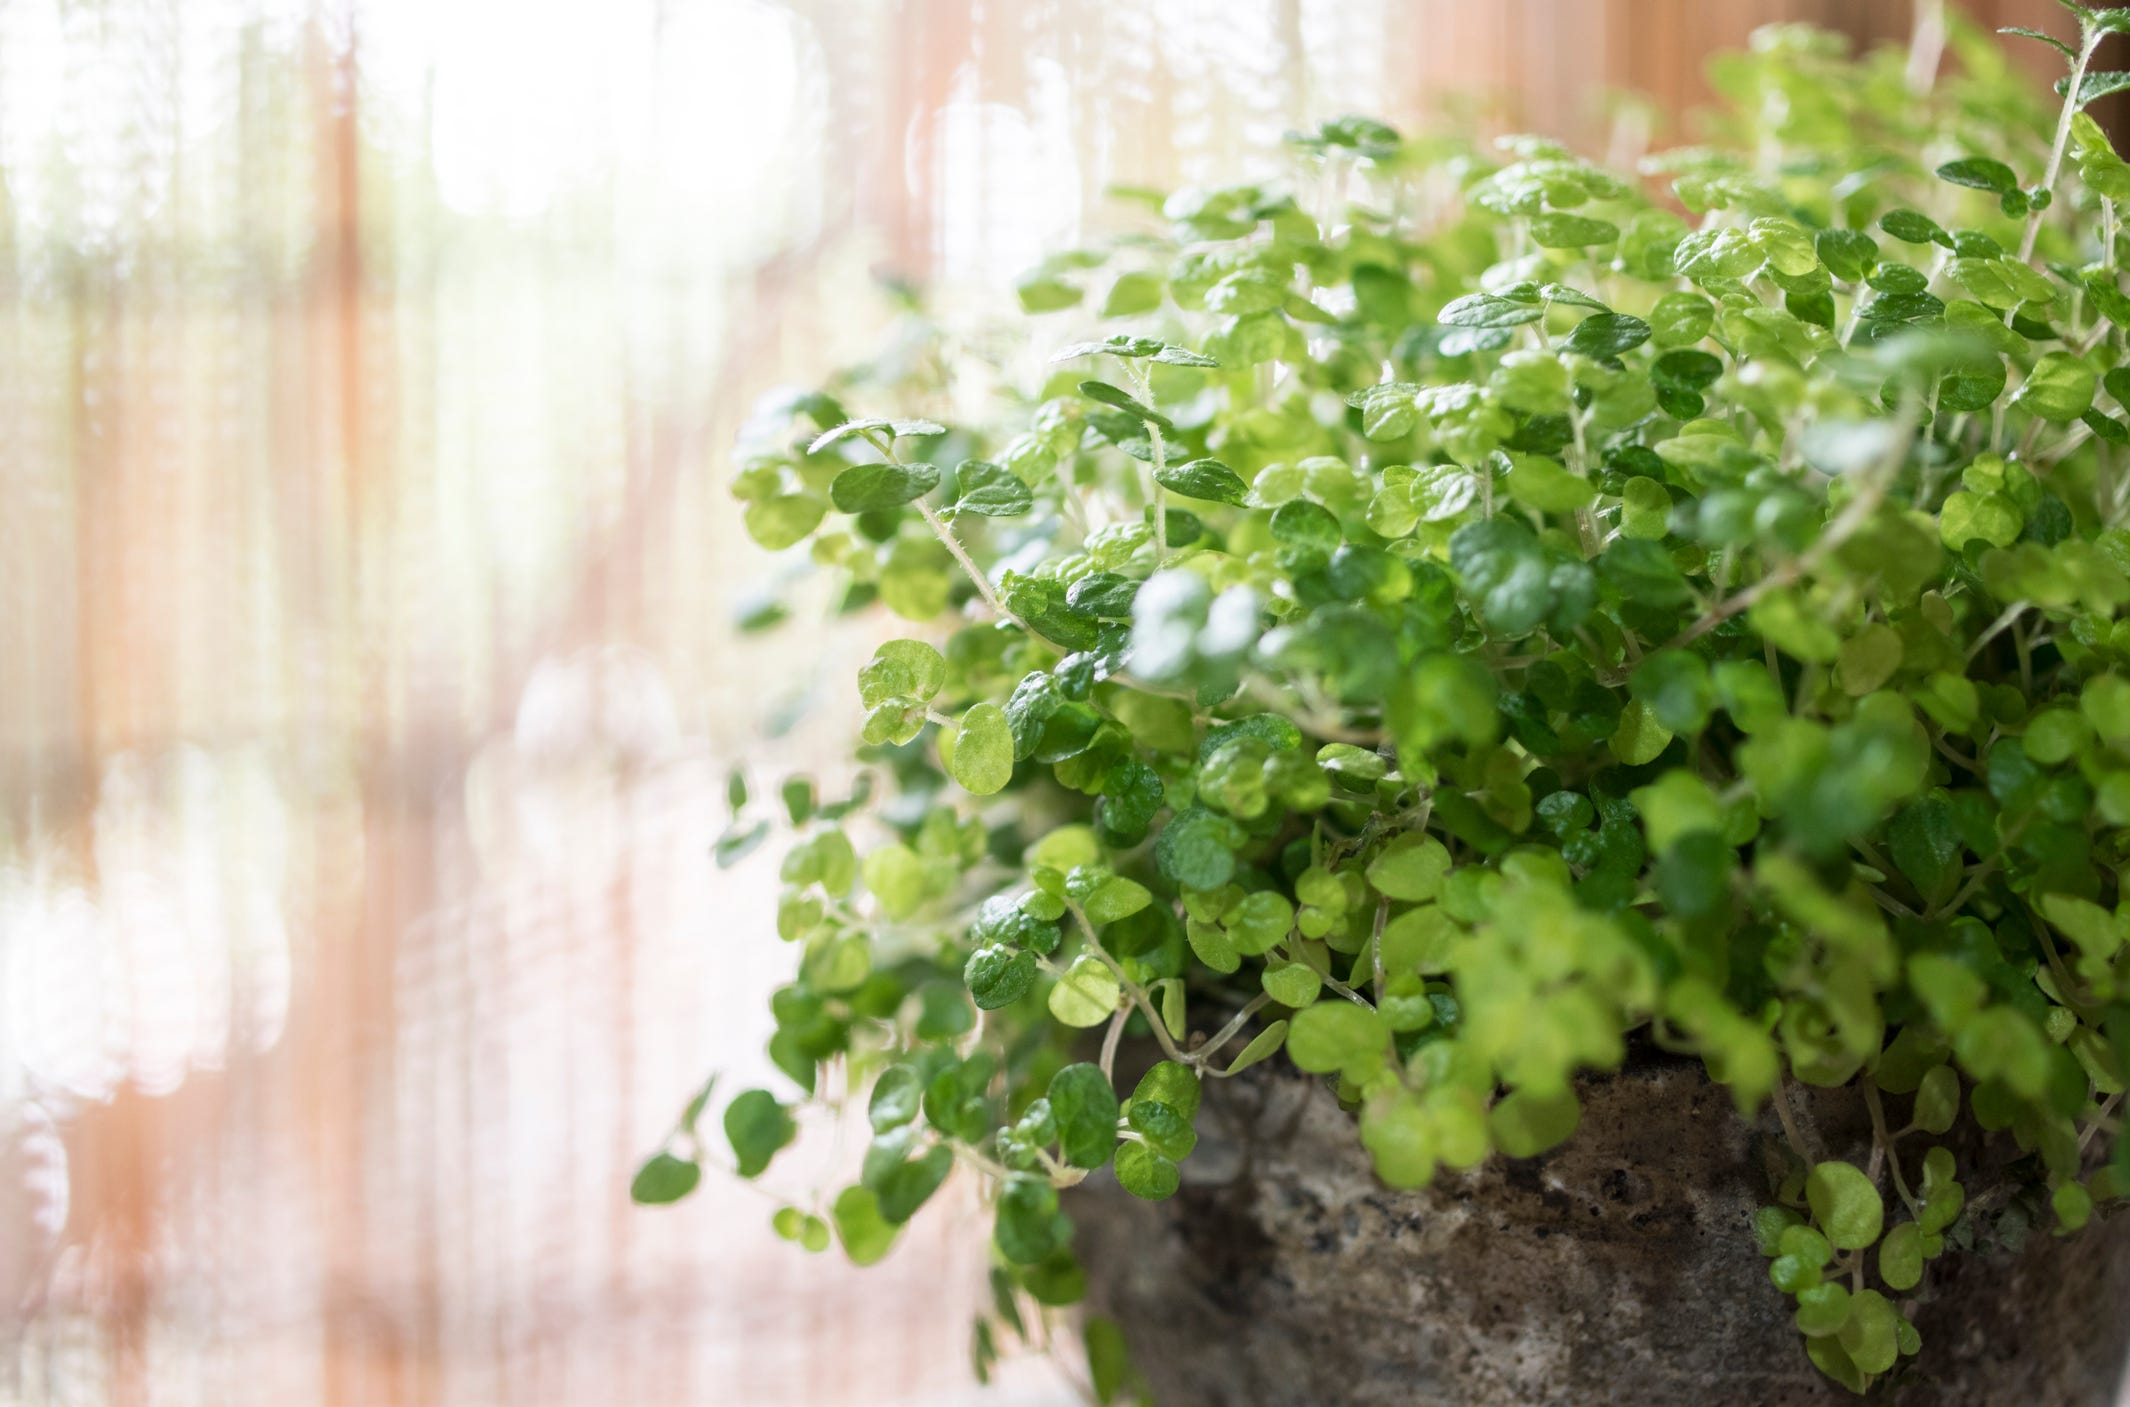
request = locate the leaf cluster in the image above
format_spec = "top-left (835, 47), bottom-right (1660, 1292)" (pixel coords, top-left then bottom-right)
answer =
top-left (654, 14), bottom-right (2130, 1397)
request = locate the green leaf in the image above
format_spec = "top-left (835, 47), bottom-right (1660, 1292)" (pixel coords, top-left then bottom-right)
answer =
top-left (1286, 1001), bottom-right (1388, 1077)
top-left (1150, 342), bottom-right (1220, 367)
top-left (830, 460), bottom-right (941, 513)
top-left (1125, 1100), bottom-right (1192, 1163)
top-left (1050, 1063), bottom-right (1122, 1169)
top-left (1651, 348), bottom-right (1723, 394)
top-left (1814, 228), bottom-right (1879, 283)
top-left (2001, 25), bottom-right (2078, 60)
top-left (1940, 490), bottom-right (2023, 550)
top-left (1836, 623), bottom-right (1903, 697)
top-left (1085, 1317), bottom-right (1133, 1403)
top-left (863, 843), bottom-right (936, 919)
top-left (743, 493), bottom-right (826, 550)
top-left (2012, 351), bottom-right (2096, 422)
top-left (1794, 1282), bottom-right (1853, 1338)
top-left (725, 1090), bottom-right (798, 1178)
top-left (1913, 1065), bottom-right (1960, 1135)
top-left (952, 460), bottom-right (1035, 517)
top-left (1878, 208), bottom-right (1947, 246)
top-left (1156, 807), bottom-right (1240, 891)
top-left (1935, 157), bottom-right (2019, 194)
top-left (1270, 499), bottom-right (1343, 552)
top-left (630, 1151), bottom-right (702, 1205)
top-left (1132, 1061), bottom-right (1203, 1122)
top-left (1838, 1289), bottom-right (1900, 1375)
top-left (1017, 274), bottom-right (1082, 313)
top-left (1449, 517), bottom-right (1558, 637)
top-left (876, 1144), bottom-right (953, 1224)
top-left (1154, 457), bottom-right (1249, 505)
top-left (1360, 1089), bottom-right (1439, 1188)
top-left (1631, 651), bottom-right (1712, 734)
top-left (1878, 1222), bottom-right (1925, 1291)
top-left (1047, 954), bottom-right (1122, 1027)
top-left (1611, 700), bottom-right (1674, 765)
top-left (1114, 1142), bottom-right (1181, 1199)
top-left (1006, 577), bottom-right (1102, 651)
top-left (870, 1065), bottom-right (925, 1133)
top-left (1352, 381), bottom-right (1422, 440)
top-left (1529, 212), bottom-right (1619, 248)
top-left (1499, 451), bottom-right (1596, 514)
top-left (1439, 292), bottom-right (1542, 328)
top-left (2057, 69), bottom-right (2130, 109)
top-left (1225, 1020), bottom-right (1289, 1074)
top-left (1806, 1160), bottom-right (1885, 1251)
top-left (858, 639), bottom-right (946, 708)
top-left (1079, 379), bottom-right (1174, 431)
top-left (806, 417), bottom-right (945, 454)
top-left (832, 1185), bottom-right (902, 1266)
top-left (1807, 1334), bottom-right (1868, 1394)
top-left (1054, 333), bottom-right (1160, 361)
top-left (2055, 1180), bottom-right (2094, 1231)
top-left (1488, 1088), bottom-right (1581, 1157)
top-left (2041, 892), bottom-right (2123, 962)
top-left (948, 703), bottom-right (1015, 795)
top-left (1563, 312), bottom-right (1652, 359)
top-left (1366, 833), bottom-right (1452, 901)
top-left (1260, 959), bottom-right (1323, 1008)
top-left (966, 944), bottom-right (1039, 1009)
top-left (995, 1175), bottom-right (1067, 1263)
top-left (1674, 226), bottom-right (1762, 280)
top-left (1082, 874), bottom-right (1153, 925)
top-left (1102, 271), bottom-right (1165, 317)
top-left (1619, 477), bottom-right (1673, 539)
top-left (1648, 291), bottom-right (1716, 347)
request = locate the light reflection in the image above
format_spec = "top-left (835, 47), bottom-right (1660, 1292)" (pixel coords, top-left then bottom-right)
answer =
top-left (2, 882), bottom-right (119, 1103)
top-left (465, 646), bottom-right (692, 876)
top-left (927, 64), bottom-right (1084, 287)
top-left (0, 748), bottom-right (294, 1105)
top-left (0, 1101), bottom-right (69, 1315)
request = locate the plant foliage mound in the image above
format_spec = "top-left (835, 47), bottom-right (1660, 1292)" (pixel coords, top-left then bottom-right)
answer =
top-left (646, 11), bottom-right (2130, 1396)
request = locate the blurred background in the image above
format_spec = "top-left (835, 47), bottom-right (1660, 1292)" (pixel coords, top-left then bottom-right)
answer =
top-left (0, 2), bottom-right (2099, 1404)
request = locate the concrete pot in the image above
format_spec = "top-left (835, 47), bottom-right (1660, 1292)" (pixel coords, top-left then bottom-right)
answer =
top-left (1072, 1048), bottom-right (2130, 1406)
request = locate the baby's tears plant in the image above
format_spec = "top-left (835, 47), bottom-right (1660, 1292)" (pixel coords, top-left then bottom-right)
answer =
top-left (647, 10), bottom-right (2130, 1396)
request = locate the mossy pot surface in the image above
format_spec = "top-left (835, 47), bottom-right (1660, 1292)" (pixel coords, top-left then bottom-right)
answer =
top-left (1073, 1050), bottom-right (2130, 1407)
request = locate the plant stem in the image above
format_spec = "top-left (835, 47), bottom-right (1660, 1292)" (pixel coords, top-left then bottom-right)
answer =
top-left (1066, 906), bottom-right (1195, 1067)
top-left (1964, 602), bottom-right (2029, 663)
top-left (1129, 362), bottom-right (1171, 566)
top-left (2081, 1091), bottom-right (2123, 1153)
top-left (1193, 992), bottom-right (1273, 1069)
top-left (1862, 1082), bottom-right (1924, 1219)
top-left (1320, 969), bottom-right (1377, 1010)
top-left (2022, 27), bottom-right (2104, 265)
top-left (1099, 1004), bottom-right (1129, 1081)
top-left (1773, 1074), bottom-right (1820, 1165)
top-left (1147, 420), bottom-right (1172, 567)
top-left (1370, 898), bottom-right (1389, 1003)
top-left (917, 499), bottom-right (1011, 619)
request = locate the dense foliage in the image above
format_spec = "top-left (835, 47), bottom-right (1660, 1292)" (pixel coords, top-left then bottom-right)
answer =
top-left (645, 9), bottom-right (2130, 1396)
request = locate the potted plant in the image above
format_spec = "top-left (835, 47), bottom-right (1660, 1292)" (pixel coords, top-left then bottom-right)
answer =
top-left (640, 10), bottom-right (2130, 1402)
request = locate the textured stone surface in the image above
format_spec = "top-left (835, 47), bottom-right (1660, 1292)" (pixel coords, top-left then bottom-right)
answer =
top-left (1073, 1048), bottom-right (2130, 1407)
